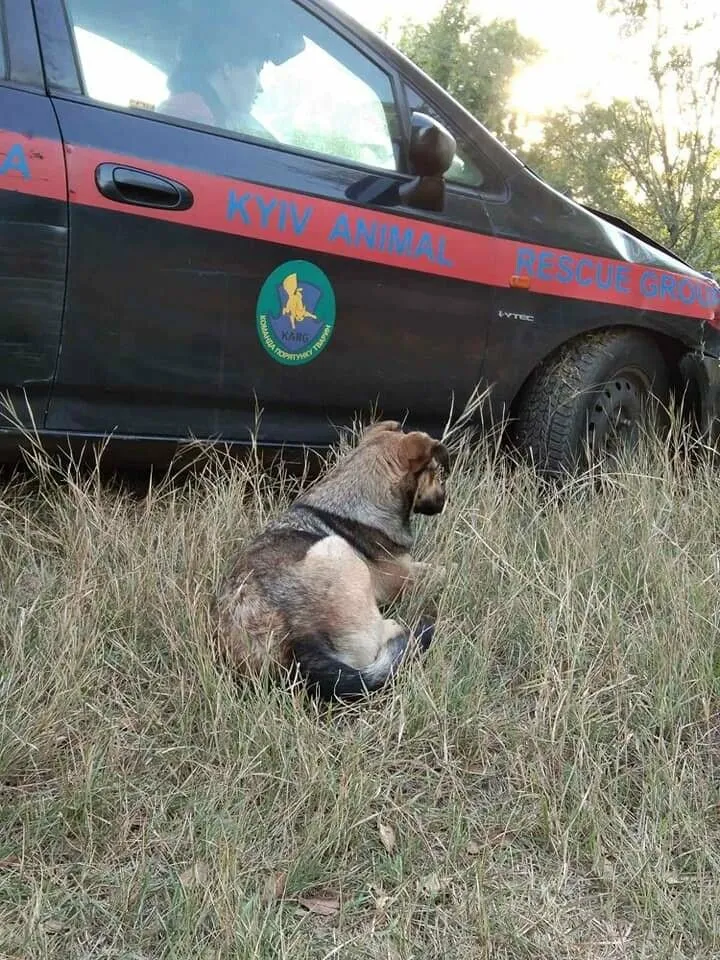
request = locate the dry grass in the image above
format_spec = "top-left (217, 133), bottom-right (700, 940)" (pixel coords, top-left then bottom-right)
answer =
top-left (1, 420), bottom-right (719, 959)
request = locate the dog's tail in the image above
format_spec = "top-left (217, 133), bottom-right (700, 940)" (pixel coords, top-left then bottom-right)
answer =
top-left (290, 620), bottom-right (434, 701)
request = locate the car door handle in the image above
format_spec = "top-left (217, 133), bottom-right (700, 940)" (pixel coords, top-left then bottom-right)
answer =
top-left (95, 163), bottom-right (194, 211)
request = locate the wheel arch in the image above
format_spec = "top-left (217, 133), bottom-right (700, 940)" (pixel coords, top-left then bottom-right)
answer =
top-left (506, 322), bottom-right (704, 431)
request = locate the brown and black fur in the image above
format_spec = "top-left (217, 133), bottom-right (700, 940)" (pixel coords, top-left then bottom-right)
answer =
top-left (216, 420), bottom-right (450, 700)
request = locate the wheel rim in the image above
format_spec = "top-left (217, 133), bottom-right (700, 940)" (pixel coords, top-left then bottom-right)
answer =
top-left (585, 366), bottom-right (654, 461)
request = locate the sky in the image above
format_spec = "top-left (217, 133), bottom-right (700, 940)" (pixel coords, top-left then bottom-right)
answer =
top-left (335, 0), bottom-right (633, 116)
top-left (333, 0), bottom-right (719, 127)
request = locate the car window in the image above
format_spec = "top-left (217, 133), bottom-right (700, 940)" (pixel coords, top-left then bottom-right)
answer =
top-left (404, 84), bottom-right (490, 191)
top-left (64, 0), bottom-right (401, 172)
top-left (0, 8), bottom-right (7, 80)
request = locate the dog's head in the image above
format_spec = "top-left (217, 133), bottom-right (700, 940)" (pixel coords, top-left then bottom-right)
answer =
top-left (403, 431), bottom-right (450, 515)
top-left (359, 420), bottom-right (450, 516)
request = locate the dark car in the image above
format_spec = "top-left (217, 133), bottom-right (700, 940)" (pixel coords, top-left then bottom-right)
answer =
top-left (2, 0), bottom-right (719, 476)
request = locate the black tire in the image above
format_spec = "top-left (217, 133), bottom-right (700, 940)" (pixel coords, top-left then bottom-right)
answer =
top-left (512, 328), bottom-right (670, 477)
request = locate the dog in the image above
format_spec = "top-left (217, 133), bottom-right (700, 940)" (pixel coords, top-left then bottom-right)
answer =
top-left (215, 420), bottom-right (450, 700)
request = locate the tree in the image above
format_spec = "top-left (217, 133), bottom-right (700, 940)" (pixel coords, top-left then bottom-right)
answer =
top-left (704, 206), bottom-right (720, 277)
top-left (522, 0), bottom-right (720, 271)
top-left (390, 0), bottom-right (542, 152)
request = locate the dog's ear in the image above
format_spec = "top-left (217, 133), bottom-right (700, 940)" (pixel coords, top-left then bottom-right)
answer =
top-left (433, 440), bottom-right (450, 472)
top-left (360, 420), bottom-right (402, 443)
top-left (401, 432), bottom-right (447, 472)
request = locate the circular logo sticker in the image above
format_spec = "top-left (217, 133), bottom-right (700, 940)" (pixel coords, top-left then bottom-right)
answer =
top-left (256, 259), bottom-right (336, 366)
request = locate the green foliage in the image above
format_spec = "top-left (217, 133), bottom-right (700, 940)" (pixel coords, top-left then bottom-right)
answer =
top-left (394, 0), bottom-right (542, 151)
top-left (523, 0), bottom-right (720, 271)
top-left (597, 0), bottom-right (650, 28)
top-left (388, 0), bottom-right (719, 272)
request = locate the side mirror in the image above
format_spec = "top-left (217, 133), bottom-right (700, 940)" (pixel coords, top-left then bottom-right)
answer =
top-left (407, 111), bottom-right (456, 176)
top-left (399, 111), bottom-right (457, 212)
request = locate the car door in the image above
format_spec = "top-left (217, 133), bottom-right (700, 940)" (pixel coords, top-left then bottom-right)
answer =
top-left (0, 1), bottom-right (67, 433)
top-left (35, 0), bottom-right (497, 448)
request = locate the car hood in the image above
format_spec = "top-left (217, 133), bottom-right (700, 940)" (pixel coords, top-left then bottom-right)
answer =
top-left (580, 203), bottom-right (706, 279)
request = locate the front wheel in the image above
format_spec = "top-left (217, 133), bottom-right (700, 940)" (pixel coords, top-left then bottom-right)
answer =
top-left (511, 328), bottom-right (670, 477)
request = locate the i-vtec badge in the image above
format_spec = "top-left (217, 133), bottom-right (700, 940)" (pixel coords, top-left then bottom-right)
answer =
top-left (499, 309), bottom-right (535, 323)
